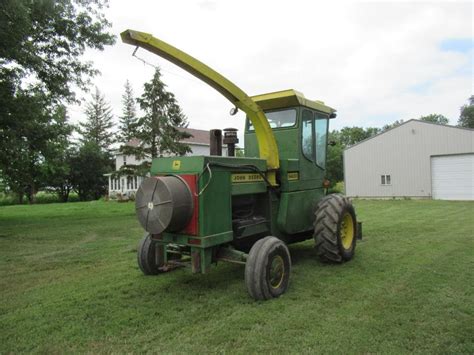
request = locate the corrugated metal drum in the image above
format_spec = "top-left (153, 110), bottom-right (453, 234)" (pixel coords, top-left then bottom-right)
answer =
top-left (135, 176), bottom-right (194, 234)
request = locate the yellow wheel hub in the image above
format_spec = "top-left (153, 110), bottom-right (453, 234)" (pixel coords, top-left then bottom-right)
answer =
top-left (269, 255), bottom-right (285, 289)
top-left (340, 212), bottom-right (354, 249)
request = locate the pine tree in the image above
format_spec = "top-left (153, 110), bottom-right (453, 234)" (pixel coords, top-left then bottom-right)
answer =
top-left (119, 80), bottom-right (138, 143)
top-left (122, 68), bottom-right (191, 175)
top-left (79, 87), bottom-right (115, 151)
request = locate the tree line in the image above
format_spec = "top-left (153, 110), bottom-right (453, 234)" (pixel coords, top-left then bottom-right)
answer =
top-left (1, 0), bottom-right (472, 203)
top-left (0, 67), bottom-right (192, 204)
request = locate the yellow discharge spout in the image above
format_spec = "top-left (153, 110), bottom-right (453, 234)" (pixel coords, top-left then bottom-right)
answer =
top-left (121, 30), bottom-right (280, 184)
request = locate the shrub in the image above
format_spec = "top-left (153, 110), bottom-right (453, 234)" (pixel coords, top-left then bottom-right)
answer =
top-left (68, 193), bottom-right (80, 202)
top-left (328, 181), bottom-right (345, 194)
top-left (0, 191), bottom-right (81, 206)
top-left (0, 192), bottom-right (22, 206)
top-left (35, 191), bottom-right (60, 204)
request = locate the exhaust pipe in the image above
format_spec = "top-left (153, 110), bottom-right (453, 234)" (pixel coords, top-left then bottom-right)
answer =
top-left (209, 129), bottom-right (222, 156)
top-left (223, 128), bottom-right (239, 157)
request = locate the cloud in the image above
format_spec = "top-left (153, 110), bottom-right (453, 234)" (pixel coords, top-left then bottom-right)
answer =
top-left (67, 0), bottom-right (473, 137)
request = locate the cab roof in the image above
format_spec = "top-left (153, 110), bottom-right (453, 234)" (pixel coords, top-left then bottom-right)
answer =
top-left (251, 89), bottom-right (336, 115)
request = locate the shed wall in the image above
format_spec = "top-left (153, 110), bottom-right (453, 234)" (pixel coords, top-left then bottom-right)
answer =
top-left (344, 121), bottom-right (474, 198)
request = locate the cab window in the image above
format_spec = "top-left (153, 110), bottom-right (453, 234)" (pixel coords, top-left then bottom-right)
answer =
top-left (247, 108), bottom-right (297, 130)
top-left (315, 117), bottom-right (328, 168)
top-left (301, 110), bottom-right (313, 161)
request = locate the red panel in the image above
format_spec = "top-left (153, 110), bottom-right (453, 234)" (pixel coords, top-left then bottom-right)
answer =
top-left (179, 174), bottom-right (199, 235)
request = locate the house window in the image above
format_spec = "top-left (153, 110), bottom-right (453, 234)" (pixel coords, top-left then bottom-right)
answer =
top-left (127, 176), bottom-right (130, 190)
top-left (381, 174), bottom-right (391, 185)
top-left (134, 176), bottom-right (138, 189)
top-left (123, 155), bottom-right (127, 166)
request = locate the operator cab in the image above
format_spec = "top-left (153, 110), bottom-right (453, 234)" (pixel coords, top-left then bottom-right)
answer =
top-left (244, 90), bottom-right (336, 188)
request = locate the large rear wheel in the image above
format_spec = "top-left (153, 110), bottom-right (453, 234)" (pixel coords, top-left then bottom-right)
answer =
top-left (313, 194), bottom-right (357, 263)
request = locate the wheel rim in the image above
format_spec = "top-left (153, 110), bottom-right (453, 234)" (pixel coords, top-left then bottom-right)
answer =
top-left (269, 255), bottom-right (285, 289)
top-left (340, 212), bottom-right (354, 249)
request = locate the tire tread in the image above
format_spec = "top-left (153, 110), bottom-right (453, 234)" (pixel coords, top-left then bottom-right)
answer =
top-left (313, 194), bottom-right (356, 263)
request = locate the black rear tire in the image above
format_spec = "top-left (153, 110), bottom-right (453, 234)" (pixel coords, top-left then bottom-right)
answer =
top-left (313, 194), bottom-right (357, 263)
top-left (245, 236), bottom-right (291, 300)
top-left (137, 234), bottom-right (162, 275)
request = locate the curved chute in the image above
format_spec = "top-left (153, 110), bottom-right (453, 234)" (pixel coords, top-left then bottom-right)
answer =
top-left (121, 30), bottom-right (279, 184)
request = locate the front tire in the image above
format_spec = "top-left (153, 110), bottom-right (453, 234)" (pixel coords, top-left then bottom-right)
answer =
top-left (245, 236), bottom-right (291, 300)
top-left (137, 234), bottom-right (163, 275)
top-left (313, 194), bottom-right (357, 263)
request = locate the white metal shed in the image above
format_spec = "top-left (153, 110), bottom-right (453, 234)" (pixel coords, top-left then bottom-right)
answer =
top-left (344, 120), bottom-right (474, 200)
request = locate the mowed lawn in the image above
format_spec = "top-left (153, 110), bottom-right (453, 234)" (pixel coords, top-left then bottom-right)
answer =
top-left (0, 199), bottom-right (473, 353)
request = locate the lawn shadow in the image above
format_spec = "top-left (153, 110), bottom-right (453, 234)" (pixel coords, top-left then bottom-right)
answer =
top-left (288, 243), bottom-right (319, 265)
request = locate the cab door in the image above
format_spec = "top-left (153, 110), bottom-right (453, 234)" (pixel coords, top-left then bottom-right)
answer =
top-left (300, 109), bottom-right (329, 185)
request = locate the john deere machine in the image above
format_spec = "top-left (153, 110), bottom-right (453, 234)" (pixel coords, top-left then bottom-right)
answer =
top-left (122, 30), bottom-right (358, 300)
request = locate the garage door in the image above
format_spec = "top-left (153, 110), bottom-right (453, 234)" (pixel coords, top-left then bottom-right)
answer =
top-left (431, 154), bottom-right (474, 200)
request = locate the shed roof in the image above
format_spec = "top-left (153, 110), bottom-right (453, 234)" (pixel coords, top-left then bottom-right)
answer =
top-left (251, 89), bottom-right (336, 114)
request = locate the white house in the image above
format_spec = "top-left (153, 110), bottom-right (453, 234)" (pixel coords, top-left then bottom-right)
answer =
top-left (344, 120), bottom-right (473, 200)
top-left (106, 127), bottom-right (226, 197)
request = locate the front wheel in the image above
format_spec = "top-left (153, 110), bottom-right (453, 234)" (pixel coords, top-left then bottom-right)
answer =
top-left (137, 234), bottom-right (163, 275)
top-left (245, 236), bottom-right (291, 300)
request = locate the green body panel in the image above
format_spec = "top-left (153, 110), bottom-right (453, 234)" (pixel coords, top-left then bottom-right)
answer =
top-left (151, 156), bottom-right (205, 174)
top-left (277, 189), bottom-right (324, 234)
top-left (150, 155), bottom-right (267, 175)
top-left (199, 169), bottom-right (231, 237)
top-left (231, 182), bottom-right (267, 195)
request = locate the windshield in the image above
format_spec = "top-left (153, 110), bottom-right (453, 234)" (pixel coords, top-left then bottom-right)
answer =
top-left (248, 108), bottom-right (297, 130)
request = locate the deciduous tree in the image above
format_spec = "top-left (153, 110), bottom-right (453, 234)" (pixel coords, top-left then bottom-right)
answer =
top-left (0, 0), bottom-right (115, 102)
top-left (382, 119), bottom-right (404, 131)
top-left (41, 106), bottom-right (75, 202)
top-left (0, 0), bottom-right (114, 202)
top-left (0, 90), bottom-right (72, 203)
top-left (458, 95), bottom-right (474, 128)
top-left (419, 114), bottom-right (449, 125)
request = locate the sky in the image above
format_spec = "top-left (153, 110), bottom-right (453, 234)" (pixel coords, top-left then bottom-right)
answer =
top-left (68, 0), bottom-right (473, 140)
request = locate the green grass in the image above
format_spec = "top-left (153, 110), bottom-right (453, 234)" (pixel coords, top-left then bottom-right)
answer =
top-left (0, 200), bottom-right (473, 353)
